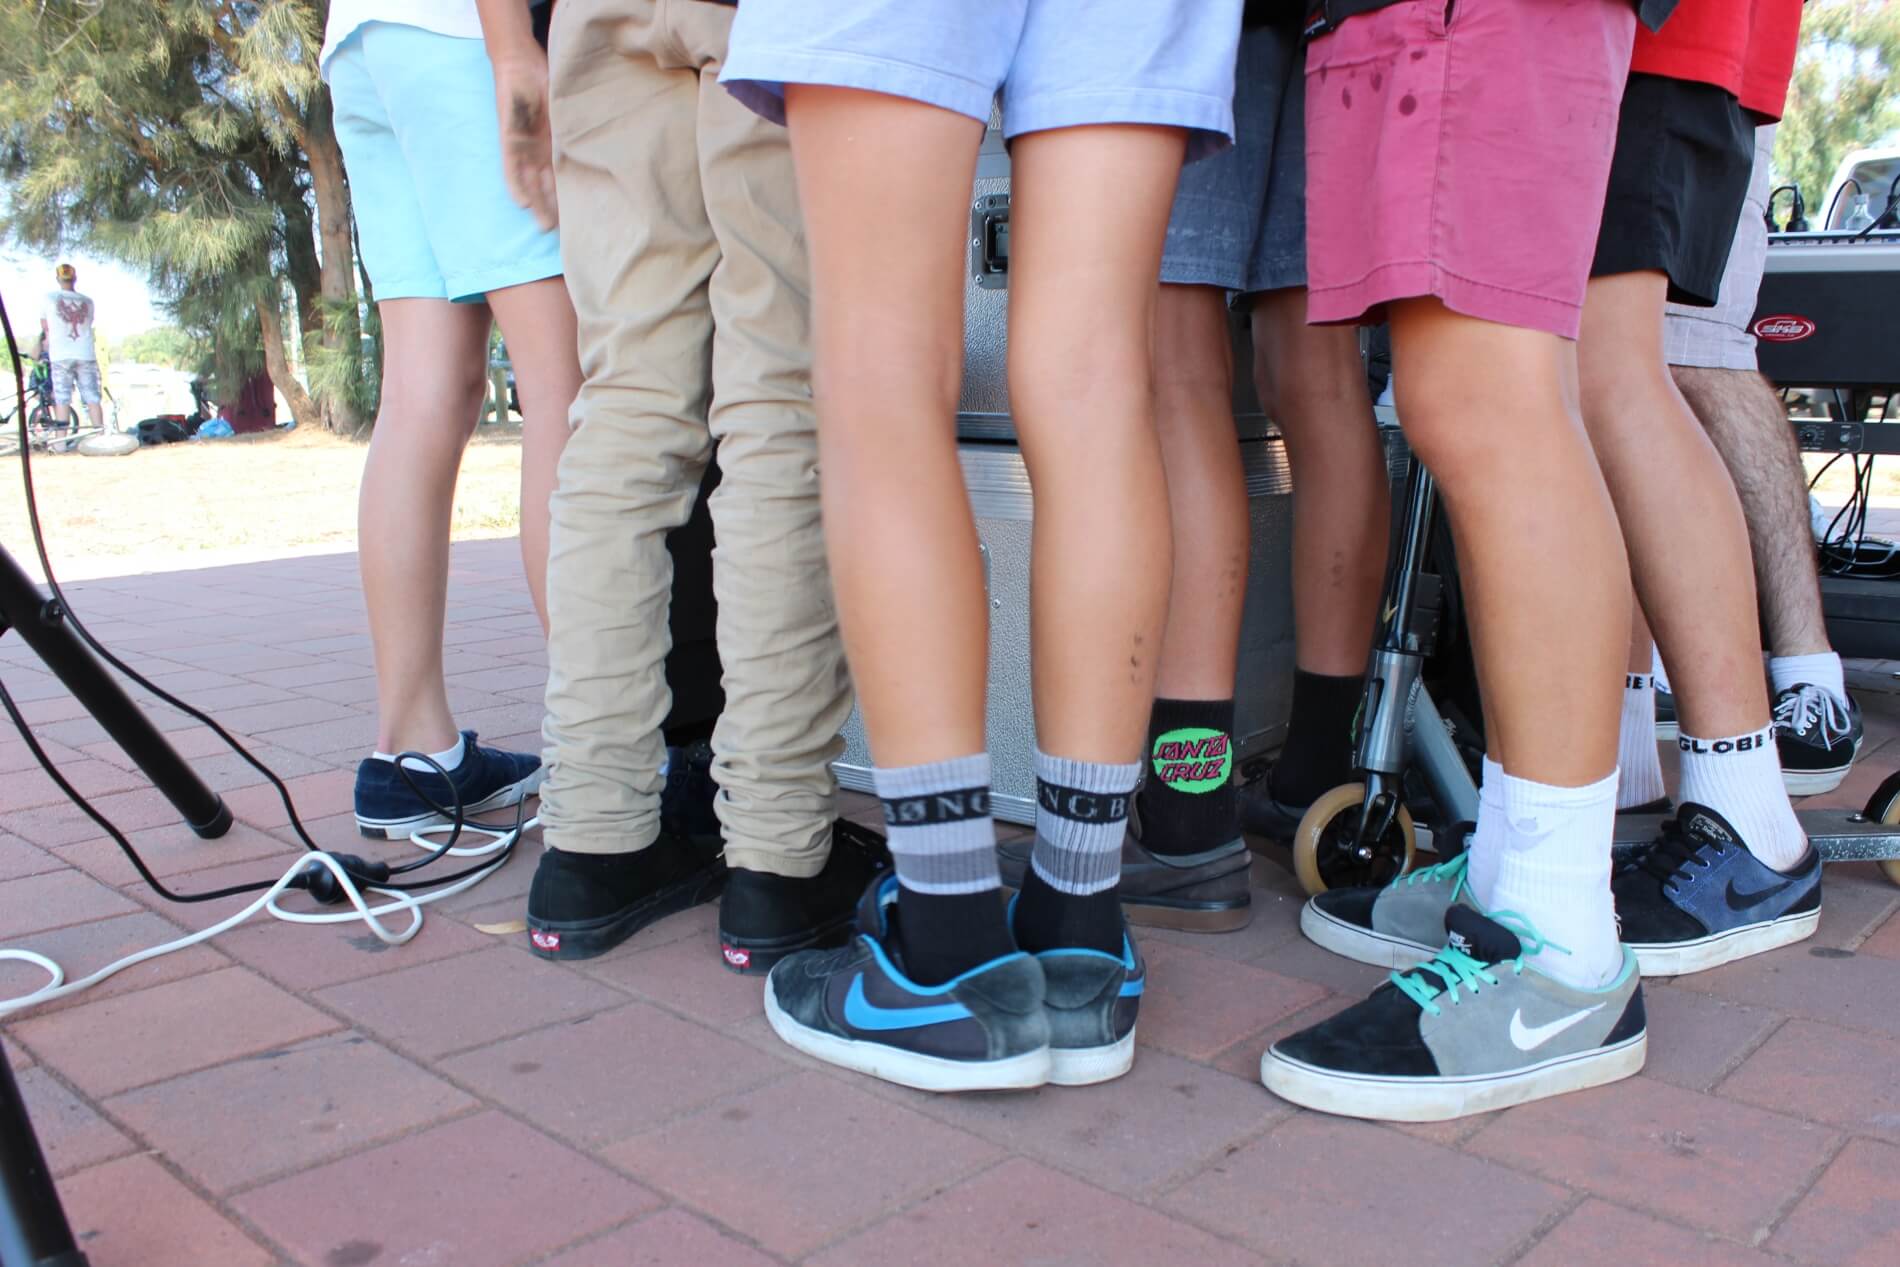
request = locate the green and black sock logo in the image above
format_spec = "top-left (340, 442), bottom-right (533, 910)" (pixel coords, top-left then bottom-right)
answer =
top-left (1151, 727), bottom-right (1232, 794)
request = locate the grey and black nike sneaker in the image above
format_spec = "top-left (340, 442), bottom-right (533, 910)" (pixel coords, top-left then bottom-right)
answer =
top-left (1263, 907), bottom-right (1646, 1122)
top-left (762, 873), bottom-right (1051, 1092)
top-left (1300, 852), bottom-right (1482, 969)
top-left (1612, 803), bottom-right (1820, 977)
top-left (1004, 893), bottom-right (1146, 1085)
top-left (1773, 683), bottom-right (1863, 796)
top-left (996, 812), bottom-right (1251, 932)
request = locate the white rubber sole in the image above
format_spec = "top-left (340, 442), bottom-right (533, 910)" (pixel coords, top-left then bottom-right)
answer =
top-left (1630, 908), bottom-right (1819, 977)
top-left (1782, 764), bottom-right (1851, 797)
top-left (1048, 1031), bottom-right (1136, 1087)
top-left (1261, 1032), bottom-right (1647, 1122)
top-left (355, 767), bottom-right (546, 838)
top-left (1300, 901), bottom-right (1436, 971)
top-left (763, 979), bottom-right (1052, 1093)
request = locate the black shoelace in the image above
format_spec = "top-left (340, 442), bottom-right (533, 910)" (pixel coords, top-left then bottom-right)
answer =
top-left (1633, 818), bottom-right (1730, 889)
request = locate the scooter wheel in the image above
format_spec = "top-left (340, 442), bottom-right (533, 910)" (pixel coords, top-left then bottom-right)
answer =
top-left (1861, 769), bottom-right (1900, 888)
top-left (1291, 783), bottom-right (1416, 896)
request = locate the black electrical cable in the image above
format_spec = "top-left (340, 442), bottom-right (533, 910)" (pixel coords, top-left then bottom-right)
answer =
top-left (2, 285), bottom-right (520, 901)
top-left (1823, 177), bottom-right (1862, 232)
top-left (1851, 172), bottom-right (1900, 240)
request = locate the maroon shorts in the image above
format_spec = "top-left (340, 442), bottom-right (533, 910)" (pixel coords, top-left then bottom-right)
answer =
top-left (1303, 0), bottom-right (1636, 339)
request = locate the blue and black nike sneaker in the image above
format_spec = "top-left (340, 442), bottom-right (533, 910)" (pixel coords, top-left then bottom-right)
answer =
top-left (1612, 803), bottom-right (1820, 976)
top-left (762, 873), bottom-right (1052, 1092)
top-left (353, 731), bottom-right (543, 838)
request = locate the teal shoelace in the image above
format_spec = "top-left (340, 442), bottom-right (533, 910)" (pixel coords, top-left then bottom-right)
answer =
top-left (1389, 911), bottom-right (1570, 1017)
top-left (1391, 851), bottom-right (1469, 892)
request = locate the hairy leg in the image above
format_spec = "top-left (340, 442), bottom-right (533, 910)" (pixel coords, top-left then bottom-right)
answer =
top-left (1674, 364), bottom-right (1827, 658)
top-left (358, 297), bottom-right (495, 753)
top-left (487, 276), bottom-right (582, 634)
top-left (1151, 283), bottom-right (1246, 699)
top-left (1252, 288), bottom-right (1386, 676)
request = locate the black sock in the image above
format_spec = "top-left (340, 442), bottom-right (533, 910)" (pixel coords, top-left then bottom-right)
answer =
top-left (1270, 669), bottom-right (1363, 808)
top-left (895, 888), bottom-right (1016, 986)
top-left (1138, 697), bottom-right (1240, 856)
top-left (1012, 867), bottom-right (1123, 957)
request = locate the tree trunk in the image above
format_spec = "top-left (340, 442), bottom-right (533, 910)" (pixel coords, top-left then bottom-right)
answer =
top-left (258, 295), bottom-right (321, 433)
top-left (302, 88), bottom-right (365, 434)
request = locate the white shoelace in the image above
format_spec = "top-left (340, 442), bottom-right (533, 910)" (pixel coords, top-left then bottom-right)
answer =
top-left (1773, 684), bottom-right (1853, 749)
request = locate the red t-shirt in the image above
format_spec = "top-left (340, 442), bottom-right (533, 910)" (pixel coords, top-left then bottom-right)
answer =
top-left (1630, 0), bottom-right (1803, 121)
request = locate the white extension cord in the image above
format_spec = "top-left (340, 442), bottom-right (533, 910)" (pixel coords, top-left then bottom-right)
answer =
top-left (0, 816), bottom-right (533, 1018)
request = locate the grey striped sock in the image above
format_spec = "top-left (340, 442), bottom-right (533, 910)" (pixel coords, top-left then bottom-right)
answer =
top-left (873, 754), bottom-right (999, 895)
top-left (1031, 750), bottom-right (1139, 896)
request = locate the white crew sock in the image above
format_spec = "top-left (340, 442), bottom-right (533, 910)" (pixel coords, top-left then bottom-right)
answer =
top-left (372, 733), bottom-right (467, 775)
top-left (1616, 674), bottom-right (1667, 809)
top-left (1467, 755), bottom-right (1505, 908)
top-left (1487, 768), bottom-right (1624, 990)
top-left (1650, 646), bottom-right (1671, 695)
top-left (1769, 651), bottom-right (1846, 706)
top-left (1677, 724), bottom-right (1808, 870)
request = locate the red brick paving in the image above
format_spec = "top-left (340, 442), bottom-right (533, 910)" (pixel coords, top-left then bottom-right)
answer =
top-left (0, 540), bottom-right (1896, 1264)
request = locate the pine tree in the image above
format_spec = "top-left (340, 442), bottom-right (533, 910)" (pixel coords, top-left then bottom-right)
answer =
top-left (0, 0), bottom-right (369, 432)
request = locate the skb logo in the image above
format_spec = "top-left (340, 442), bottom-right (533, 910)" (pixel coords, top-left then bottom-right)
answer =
top-left (1752, 314), bottom-right (1816, 342)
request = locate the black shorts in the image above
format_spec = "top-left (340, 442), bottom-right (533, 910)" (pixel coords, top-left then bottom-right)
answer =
top-left (1590, 73), bottom-right (1755, 308)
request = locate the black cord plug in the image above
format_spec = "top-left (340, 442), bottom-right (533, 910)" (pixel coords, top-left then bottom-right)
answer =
top-left (292, 853), bottom-right (393, 905)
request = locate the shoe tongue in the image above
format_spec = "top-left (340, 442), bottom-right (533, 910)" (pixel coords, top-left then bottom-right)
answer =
top-left (1444, 906), bottom-right (1520, 963)
top-left (1676, 803), bottom-right (1741, 849)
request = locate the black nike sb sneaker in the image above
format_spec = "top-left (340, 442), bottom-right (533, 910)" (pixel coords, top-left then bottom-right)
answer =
top-left (1263, 907), bottom-right (1646, 1122)
top-left (1772, 684), bottom-right (1863, 796)
top-left (1612, 803), bottom-right (1821, 977)
top-left (762, 873), bottom-right (1052, 1092)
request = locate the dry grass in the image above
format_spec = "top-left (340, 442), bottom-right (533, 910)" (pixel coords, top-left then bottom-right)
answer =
top-left (0, 422), bottom-right (525, 580)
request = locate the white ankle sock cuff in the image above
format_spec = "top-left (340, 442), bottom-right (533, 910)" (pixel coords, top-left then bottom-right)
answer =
top-left (372, 735), bottom-right (467, 774)
top-left (1769, 652), bottom-right (1845, 702)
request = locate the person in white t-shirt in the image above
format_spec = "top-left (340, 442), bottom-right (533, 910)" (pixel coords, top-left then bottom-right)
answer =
top-left (38, 263), bottom-right (103, 433)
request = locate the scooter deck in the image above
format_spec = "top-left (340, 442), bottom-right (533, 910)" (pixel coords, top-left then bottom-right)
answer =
top-left (1612, 808), bottom-right (1900, 863)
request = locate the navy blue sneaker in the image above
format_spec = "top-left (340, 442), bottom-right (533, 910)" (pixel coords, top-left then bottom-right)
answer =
top-left (353, 731), bottom-right (543, 838)
top-left (1612, 803), bottom-right (1821, 977)
top-left (763, 874), bottom-right (1052, 1092)
top-left (1029, 933), bottom-right (1144, 1086)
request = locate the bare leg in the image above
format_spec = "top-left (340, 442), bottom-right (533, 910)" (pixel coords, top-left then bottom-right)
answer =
top-left (783, 87), bottom-right (987, 766)
top-left (358, 297), bottom-right (494, 754)
top-left (487, 276), bottom-right (582, 634)
top-left (1010, 125), bottom-right (1181, 762)
top-left (1252, 288), bottom-right (1386, 676)
top-left (1390, 300), bottom-right (1627, 785)
top-left (1578, 274), bottom-right (1766, 738)
top-left (1151, 284), bottom-right (1245, 700)
top-left (85, 399), bottom-right (104, 430)
top-left (1674, 366), bottom-right (1828, 658)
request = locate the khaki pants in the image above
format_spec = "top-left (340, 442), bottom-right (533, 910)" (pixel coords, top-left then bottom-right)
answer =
top-left (543, 0), bottom-right (849, 876)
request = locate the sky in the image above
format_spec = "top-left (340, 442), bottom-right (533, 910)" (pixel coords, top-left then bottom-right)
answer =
top-left (0, 244), bottom-right (162, 344)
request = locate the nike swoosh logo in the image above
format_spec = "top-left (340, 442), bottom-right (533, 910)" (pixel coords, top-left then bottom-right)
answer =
top-left (1726, 876), bottom-right (1796, 910)
top-left (1508, 1004), bottom-right (1603, 1052)
top-left (842, 976), bottom-right (972, 1032)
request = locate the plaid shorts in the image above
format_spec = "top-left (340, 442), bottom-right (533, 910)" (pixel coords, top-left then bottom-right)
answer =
top-left (50, 359), bottom-right (101, 406)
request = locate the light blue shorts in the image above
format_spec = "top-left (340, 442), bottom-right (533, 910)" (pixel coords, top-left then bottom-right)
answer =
top-left (1160, 24), bottom-right (1308, 294)
top-left (327, 23), bottom-right (563, 304)
top-left (721, 0), bottom-right (1244, 162)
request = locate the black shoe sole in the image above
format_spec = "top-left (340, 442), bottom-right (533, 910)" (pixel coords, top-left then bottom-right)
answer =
top-left (717, 910), bottom-right (857, 975)
top-left (527, 862), bottom-right (728, 961)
